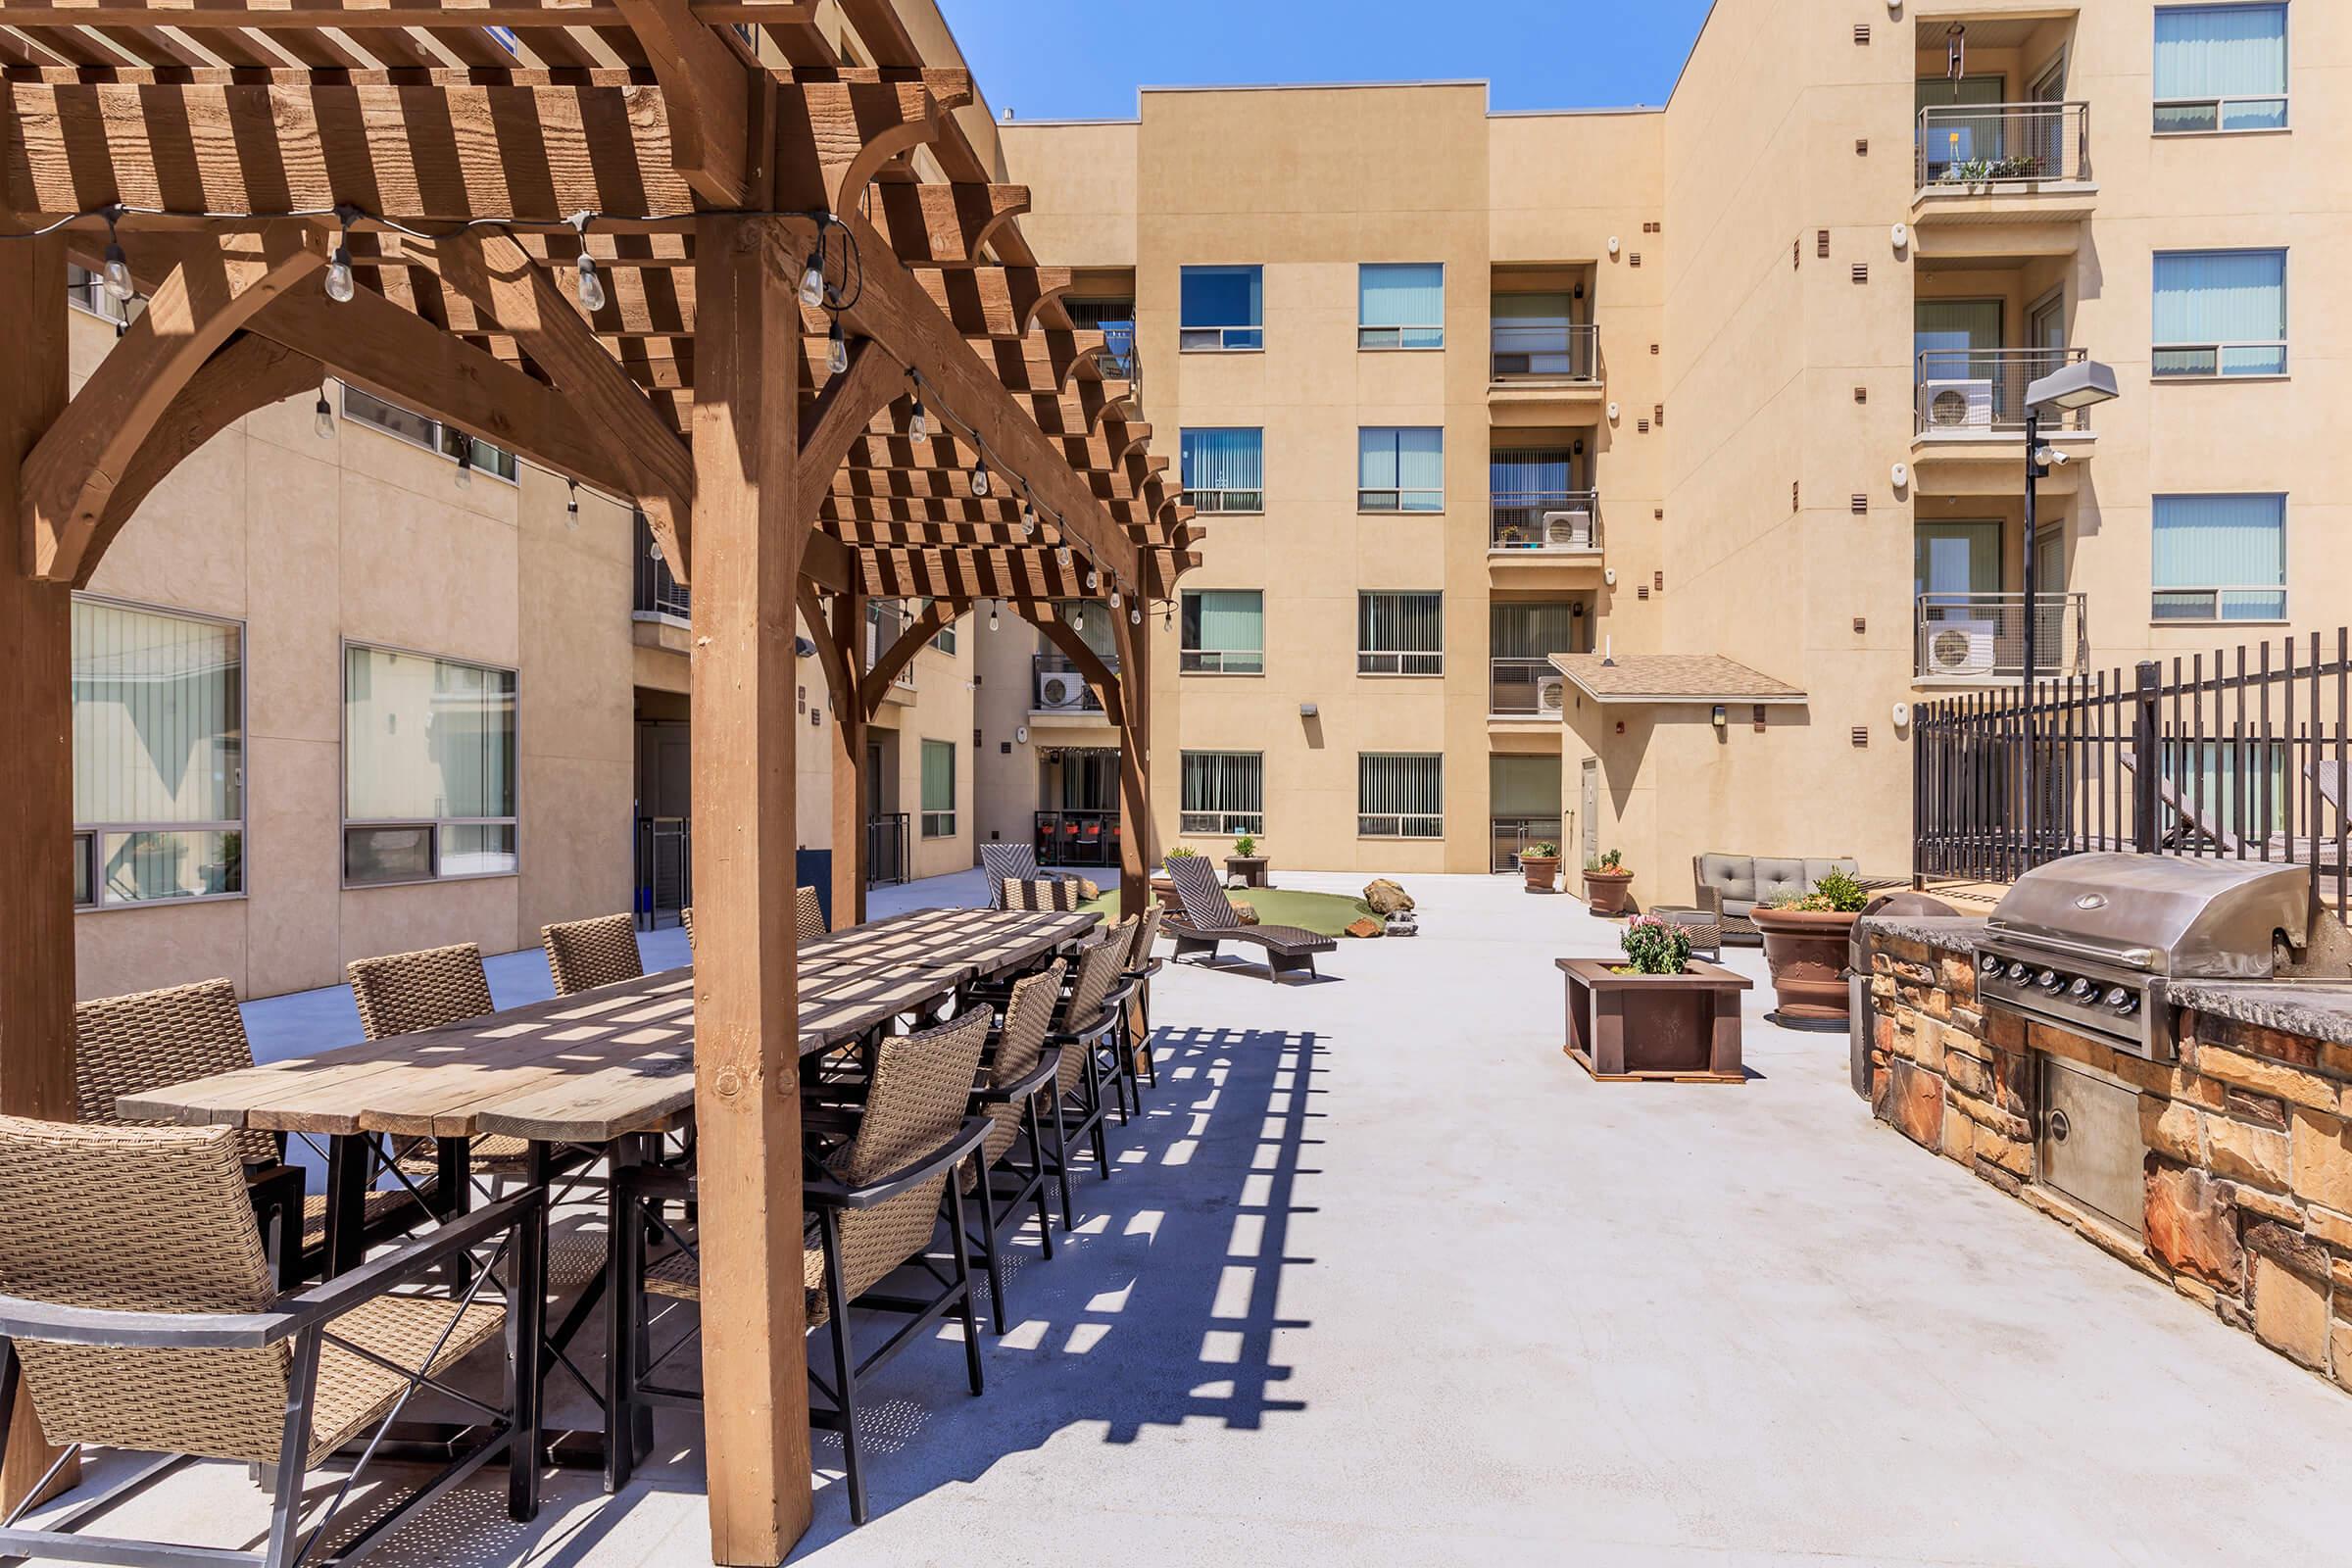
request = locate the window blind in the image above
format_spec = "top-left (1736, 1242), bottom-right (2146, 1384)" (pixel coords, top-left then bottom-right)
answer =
top-left (2154, 251), bottom-right (2286, 375)
top-left (2155, 5), bottom-right (2287, 129)
top-left (1359, 264), bottom-right (1444, 348)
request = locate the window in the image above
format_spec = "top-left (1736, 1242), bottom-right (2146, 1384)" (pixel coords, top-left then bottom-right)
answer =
top-left (1358, 264), bottom-right (1444, 349)
top-left (2154, 250), bottom-right (2286, 377)
top-left (2155, 5), bottom-right (2288, 132)
top-left (1180, 429), bottom-right (1264, 514)
top-left (1179, 266), bottom-right (1262, 351)
top-left (1180, 752), bottom-right (1264, 837)
top-left (2152, 494), bottom-right (2286, 622)
top-left (927, 600), bottom-right (958, 655)
top-left (1358, 427), bottom-right (1444, 513)
top-left (1357, 592), bottom-right (1445, 675)
top-left (1491, 294), bottom-right (1591, 378)
top-left (920, 739), bottom-right (956, 838)
top-left (341, 385), bottom-right (520, 482)
top-left (343, 644), bottom-right (517, 885)
top-left (1180, 590), bottom-right (1264, 674)
top-left (1358, 754), bottom-right (1443, 839)
top-left (72, 599), bottom-right (244, 906)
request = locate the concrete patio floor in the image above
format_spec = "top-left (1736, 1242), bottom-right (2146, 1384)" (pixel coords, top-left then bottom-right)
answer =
top-left (25, 870), bottom-right (2352, 1566)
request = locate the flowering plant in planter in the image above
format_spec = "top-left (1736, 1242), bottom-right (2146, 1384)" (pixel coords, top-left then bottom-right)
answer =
top-left (1617, 912), bottom-right (1693, 975)
top-left (1767, 867), bottom-right (1868, 913)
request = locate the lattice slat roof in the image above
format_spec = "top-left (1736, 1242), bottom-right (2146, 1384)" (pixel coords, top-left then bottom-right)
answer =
top-left (2, 2), bottom-right (1199, 602)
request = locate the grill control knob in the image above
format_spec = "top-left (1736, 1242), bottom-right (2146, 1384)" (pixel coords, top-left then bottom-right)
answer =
top-left (2007, 961), bottom-right (2029, 981)
top-left (2105, 987), bottom-right (2137, 1013)
top-left (2036, 968), bottom-right (2063, 993)
top-left (1979, 954), bottom-right (2002, 975)
top-left (2069, 977), bottom-right (2096, 1000)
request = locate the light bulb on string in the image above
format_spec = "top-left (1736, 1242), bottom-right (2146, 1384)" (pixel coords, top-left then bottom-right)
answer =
top-left (453, 445), bottom-right (474, 490)
top-left (1055, 544), bottom-right (1072, 568)
top-left (1085, 567), bottom-right (1100, 592)
top-left (1130, 604), bottom-right (1143, 625)
top-left (1019, 500), bottom-right (1038, 538)
top-left (827, 318), bottom-right (850, 376)
top-left (313, 386), bottom-right (335, 440)
top-left (565, 479), bottom-right (581, 528)
top-left (988, 600), bottom-right (1001, 632)
top-left (908, 393), bottom-right (928, 444)
top-left (970, 459), bottom-right (990, 498)
top-left (1109, 582), bottom-right (1123, 610)
top-left (99, 208), bottom-right (135, 303)
top-left (568, 211), bottom-right (606, 313)
top-left (1073, 603), bottom-right (1086, 631)
top-left (798, 219), bottom-right (828, 308)
top-left (324, 205), bottom-right (358, 304)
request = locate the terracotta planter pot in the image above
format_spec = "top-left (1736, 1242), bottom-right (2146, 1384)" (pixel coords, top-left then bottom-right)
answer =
top-left (1750, 906), bottom-right (1859, 1030)
top-left (1583, 867), bottom-right (1635, 915)
top-left (1522, 855), bottom-right (1561, 893)
top-left (1557, 958), bottom-right (1752, 1082)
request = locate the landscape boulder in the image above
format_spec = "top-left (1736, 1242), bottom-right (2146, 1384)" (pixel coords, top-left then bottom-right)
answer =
top-left (1364, 878), bottom-right (1414, 915)
top-left (1229, 901), bottom-right (1262, 926)
top-left (1344, 916), bottom-right (1385, 940)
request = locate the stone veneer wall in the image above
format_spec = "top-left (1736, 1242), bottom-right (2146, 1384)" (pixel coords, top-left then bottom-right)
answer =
top-left (1866, 928), bottom-right (2352, 1396)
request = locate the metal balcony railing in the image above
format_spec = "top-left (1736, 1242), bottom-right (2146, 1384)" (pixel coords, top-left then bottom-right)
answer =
top-left (1033, 652), bottom-right (1111, 714)
top-left (1491, 322), bottom-right (1599, 382)
top-left (633, 514), bottom-right (689, 619)
top-left (1490, 657), bottom-right (1569, 718)
top-left (1915, 347), bottom-right (2091, 435)
top-left (1094, 319), bottom-right (1139, 381)
top-left (867, 813), bottom-right (909, 887)
top-left (1491, 490), bottom-right (1601, 552)
top-left (1914, 592), bottom-right (2088, 682)
top-left (1916, 101), bottom-right (2091, 189)
top-left (1492, 815), bottom-right (1564, 874)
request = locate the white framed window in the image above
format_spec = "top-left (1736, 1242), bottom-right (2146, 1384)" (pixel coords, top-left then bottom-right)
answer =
top-left (1358, 754), bottom-right (1443, 839)
top-left (1179, 266), bottom-right (1262, 352)
top-left (2154, 4), bottom-right (2288, 133)
top-left (1358, 264), bottom-right (1444, 349)
top-left (1180, 752), bottom-right (1264, 837)
top-left (341, 385), bottom-right (520, 483)
top-left (2153, 250), bottom-right (2287, 377)
top-left (2152, 494), bottom-right (2286, 622)
top-left (343, 643), bottom-right (518, 886)
top-left (1358, 427), bottom-right (1444, 513)
top-left (1180, 590), bottom-right (1264, 675)
top-left (1180, 428), bottom-right (1264, 514)
top-left (921, 739), bottom-right (956, 839)
top-left (72, 597), bottom-right (245, 907)
top-left (927, 599), bottom-right (958, 655)
top-left (1357, 592), bottom-right (1445, 675)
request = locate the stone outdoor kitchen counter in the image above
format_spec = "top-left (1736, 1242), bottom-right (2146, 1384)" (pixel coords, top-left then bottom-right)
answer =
top-left (1856, 914), bottom-right (2352, 1045)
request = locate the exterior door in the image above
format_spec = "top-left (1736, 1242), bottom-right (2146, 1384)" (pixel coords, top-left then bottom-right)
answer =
top-left (1579, 759), bottom-right (1598, 868)
top-left (2034, 524), bottom-right (2068, 675)
top-left (1917, 74), bottom-right (2008, 177)
top-left (1916, 300), bottom-right (2003, 421)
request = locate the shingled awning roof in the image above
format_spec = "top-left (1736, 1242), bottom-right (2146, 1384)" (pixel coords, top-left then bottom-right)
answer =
top-left (1549, 653), bottom-right (1807, 705)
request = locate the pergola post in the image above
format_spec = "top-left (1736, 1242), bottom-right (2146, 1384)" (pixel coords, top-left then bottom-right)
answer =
top-left (0, 237), bottom-right (79, 1511)
top-left (827, 583), bottom-right (869, 927)
top-left (1111, 607), bottom-right (1154, 919)
top-left (686, 213), bottom-right (813, 1566)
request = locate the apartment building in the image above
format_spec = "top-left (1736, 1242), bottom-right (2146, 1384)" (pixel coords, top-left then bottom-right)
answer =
top-left (976, 0), bottom-right (2347, 901)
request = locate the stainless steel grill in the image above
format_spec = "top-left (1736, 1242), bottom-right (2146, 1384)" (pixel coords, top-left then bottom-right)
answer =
top-left (1976, 853), bottom-right (2314, 1060)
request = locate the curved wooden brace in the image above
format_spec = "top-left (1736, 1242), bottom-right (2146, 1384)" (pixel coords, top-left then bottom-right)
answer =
top-left (858, 596), bottom-right (967, 715)
top-left (1113, 422), bottom-right (1153, 467)
top-left (74, 332), bottom-right (324, 590)
top-left (796, 580), bottom-right (852, 712)
top-left (829, 107), bottom-right (949, 218)
top-left (1085, 390), bottom-right (1145, 441)
top-left (24, 228), bottom-right (323, 582)
top-left (796, 338), bottom-right (904, 501)
top-left (1015, 272), bottom-right (1074, 339)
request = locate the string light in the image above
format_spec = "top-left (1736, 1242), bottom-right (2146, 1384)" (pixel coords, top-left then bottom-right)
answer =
top-left (798, 216), bottom-right (830, 308)
top-left (1020, 499), bottom-right (1038, 538)
top-left (313, 383), bottom-right (335, 440)
top-left (569, 212), bottom-right (606, 313)
top-left (1130, 604), bottom-right (1143, 625)
top-left (1085, 567), bottom-right (1100, 592)
top-left (908, 389), bottom-right (928, 444)
top-left (1073, 603), bottom-right (1086, 631)
top-left (324, 203), bottom-right (358, 303)
top-left (1055, 544), bottom-right (1072, 568)
top-left (827, 318), bottom-right (850, 376)
top-left (565, 478), bottom-right (581, 527)
top-left (1109, 582), bottom-right (1123, 610)
top-left (988, 600), bottom-right (1001, 632)
top-left (969, 458), bottom-right (990, 498)
top-left (453, 444), bottom-right (473, 489)
top-left (98, 206), bottom-right (135, 304)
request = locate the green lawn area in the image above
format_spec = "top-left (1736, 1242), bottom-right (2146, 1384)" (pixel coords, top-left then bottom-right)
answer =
top-left (1076, 884), bottom-right (1374, 938)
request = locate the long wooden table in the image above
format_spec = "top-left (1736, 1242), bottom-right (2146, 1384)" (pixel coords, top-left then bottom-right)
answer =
top-left (117, 906), bottom-right (1098, 1479)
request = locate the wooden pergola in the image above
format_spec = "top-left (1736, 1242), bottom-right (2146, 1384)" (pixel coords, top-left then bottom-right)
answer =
top-left (0, 3), bottom-right (1195, 1559)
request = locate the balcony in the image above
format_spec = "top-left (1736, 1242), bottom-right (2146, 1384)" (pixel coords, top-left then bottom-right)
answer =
top-left (630, 514), bottom-right (691, 661)
top-left (1911, 348), bottom-right (2097, 495)
top-left (1032, 651), bottom-right (1114, 726)
top-left (1912, 102), bottom-right (2096, 254)
top-left (1489, 319), bottom-right (1603, 424)
top-left (1491, 491), bottom-right (1601, 555)
top-left (1094, 319), bottom-right (1139, 382)
top-left (1914, 592), bottom-right (2088, 686)
top-left (1033, 809), bottom-right (1121, 868)
top-left (1491, 657), bottom-right (1569, 721)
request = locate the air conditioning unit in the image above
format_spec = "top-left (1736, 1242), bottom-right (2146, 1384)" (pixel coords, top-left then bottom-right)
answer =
top-left (1920, 379), bottom-right (1995, 430)
top-left (1542, 510), bottom-right (1594, 550)
top-left (1037, 673), bottom-right (1088, 710)
top-left (1536, 675), bottom-right (1569, 714)
top-left (1923, 620), bottom-right (1998, 677)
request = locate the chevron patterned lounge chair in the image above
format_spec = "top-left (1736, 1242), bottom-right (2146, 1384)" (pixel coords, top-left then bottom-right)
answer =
top-left (1161, 856), bottom-right (1335, 984)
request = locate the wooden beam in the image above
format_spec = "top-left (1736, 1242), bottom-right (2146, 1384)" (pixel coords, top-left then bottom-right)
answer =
top-left (868, 182), bottom-right (1030, 269)
top-left (0, 235), bottom-right (78, 1515)
top-left (0, 1), bottom-right (817, 28)
top-left (434, 230), bottom-right (696, 575)
top-left (857, 596), bottom-right (962, 714)
top-left (801, 580), bottom-right (868, 927)
top-left (22, 225), bottom-right (322, 582)
top-left (612, 0), bottom-right (751, 207)
top-left (795, 337), bottom-right (901, 502)
top-left (1110, 602), bottom-right (1152, 918)
top-left (688, 213), bottom-right (812, 1566)
top-left (84, 332), bottom-right (324, 589)
top-left (801, 526), bottom-right (850, 593)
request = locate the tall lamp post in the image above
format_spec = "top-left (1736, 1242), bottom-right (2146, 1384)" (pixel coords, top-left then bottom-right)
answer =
top-left (2020, 358), bottom-right (2120, 857)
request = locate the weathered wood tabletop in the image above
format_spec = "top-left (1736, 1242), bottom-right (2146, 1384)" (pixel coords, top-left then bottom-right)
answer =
top-left (120, 907), bottom-right (1100, 1146)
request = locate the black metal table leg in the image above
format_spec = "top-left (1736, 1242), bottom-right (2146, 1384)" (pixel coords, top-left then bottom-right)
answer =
top-left (603, 1136), bottom-right (641, 1493)
top-left (322, 1133), bottom-right (372, 1277)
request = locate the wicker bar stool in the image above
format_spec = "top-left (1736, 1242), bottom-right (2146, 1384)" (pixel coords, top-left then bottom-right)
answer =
top-left (542, 914), bottom-right (645, 997)
top-left (796, 885), bottom-right (829, 942)
top-left (612, 1006), bottom-right (993, 1524)
top-left (74, 979), bottom-right (433, 1286)
top-left (965, 961), bottom-right (1065, 1333)
top-left (1040, 934), bottom-right (1126, 1229)
top-left (0, 1116), bottom-right (544, 1568)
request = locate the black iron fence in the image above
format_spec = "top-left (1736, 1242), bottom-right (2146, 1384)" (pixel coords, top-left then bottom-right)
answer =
top-left (867, 812), bottom-right (909, 888)
top-left (1913, 628), bottom-right (2352, 918)
top-left (1035, 810), bottom-right (1121, 868)
top-left (633, 815), bottom-right (690, 931)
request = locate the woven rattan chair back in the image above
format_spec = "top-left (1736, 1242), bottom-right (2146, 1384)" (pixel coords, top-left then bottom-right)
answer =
top-left (795, 886), bottom-right (829, 943)
top-left (979, 843), bottom-right (1042, 885)
top-left (542, 913), bottom-right (644, 996)
top-left (680, 907), bottom-right (695, 951)
top-left (999, 878), bottom-right (1083, 912)
top-left (815, 1005), bottom-right (991, 1315)
top-left (1163, 855), bottom-right (1239, 929)
top-left (73, 980), bottom-right (277, 1167)
top-left (347, 943), bottom-right (494, 1041)
top-left (0, 1116), bottom-right (293, 1465)
top-left (979, 961), bottom-right (1063, 1170)
top-left (1054, 928), bottom-right (1129, 1096)
top-left (1126, 904), bottom-right (1162, 968)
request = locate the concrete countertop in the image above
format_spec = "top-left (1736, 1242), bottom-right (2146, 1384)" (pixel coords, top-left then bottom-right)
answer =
top-left (1857, 913), bottom-right (1986, 954)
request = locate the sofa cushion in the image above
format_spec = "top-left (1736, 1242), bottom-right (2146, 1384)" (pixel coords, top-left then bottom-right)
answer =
top-left (1753, 858), bottom-right (1810, 906)
top-left (1694, 853), bottom-right (1755, 903)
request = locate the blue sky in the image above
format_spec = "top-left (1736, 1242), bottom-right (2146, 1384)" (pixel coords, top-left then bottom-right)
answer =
top-left (932, 0), bottom-right (1719, 121)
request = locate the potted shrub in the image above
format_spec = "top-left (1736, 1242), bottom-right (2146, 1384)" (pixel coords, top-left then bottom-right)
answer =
top-left (1557, 913), bottom-right (1751, 1082)
top-left (1582, 848), bottom-right (1635, 915)
top-left (1224, 833), bottom-right (1269, 889)
top-left (1522, 841), bottom-right (1562, 894)
top-left (1750, 868), bottom-right (1867, 1031)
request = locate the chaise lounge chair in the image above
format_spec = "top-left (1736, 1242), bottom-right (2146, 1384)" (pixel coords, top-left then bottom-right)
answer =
top-left (1161, 856), bottom-right (1336, 984)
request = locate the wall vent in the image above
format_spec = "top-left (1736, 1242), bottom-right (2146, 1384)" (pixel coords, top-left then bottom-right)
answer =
top-left (1637, 417), bottom-right (1651, 433)
top-left (1852, 264), bottom-right (1870, 283)
top-left (1854, 385), bottom-right (1869, 404)
top-left (1650, 343), bottom-right (1660, 356)
top-left (1000, 741), bottom-right (1012, 755)
top-left (1653, 404), bottom-right (1665, 425)
top-left (1653, 508), bottom-right (1665, 521)
top-left (1642, 220), bottom-right (1661, 234)
top-left (1629, 252), bottom-right (1642, 268)
top-left (1850, 493), bottom-right (1868, 514)
top-left (1637, 585), bottom-right (1650, 601)
top-left (1856, 138), bottom-right (1870, 157)
top-left (1792, 239), bottom-right (1800, 269)
top-left (1851, 726), bottom-right (1870, 748)
top-left (1791, 482), bottom-right (1800, 511)
top-left (1817, 229), bottom-right (1831, 258)
top-left (1653, 570), bottom-right (1665, 592)
top-left (1852, 616), bottom-right (1868, 634)
top-left (1853, 24), bottom-right (1871, 45)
